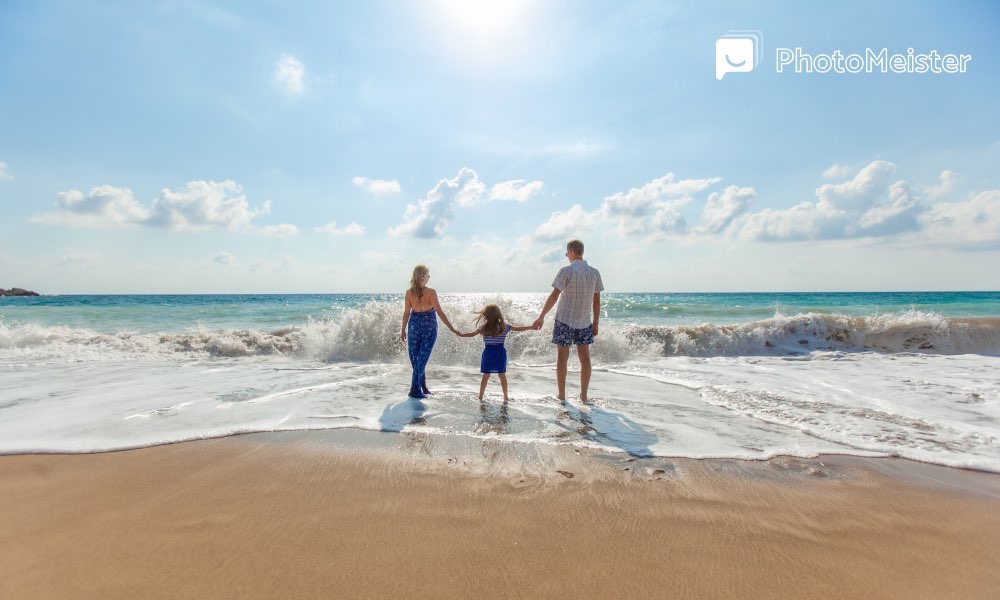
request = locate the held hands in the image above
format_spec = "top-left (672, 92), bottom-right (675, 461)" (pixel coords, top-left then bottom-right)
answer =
top-left (531, 317), bottom-right (544, 330)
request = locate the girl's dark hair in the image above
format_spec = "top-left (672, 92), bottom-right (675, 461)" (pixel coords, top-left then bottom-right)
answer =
top-left (474, 304), bottom-right (506, 337)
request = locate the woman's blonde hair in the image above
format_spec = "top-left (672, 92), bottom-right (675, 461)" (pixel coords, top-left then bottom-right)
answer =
top-left (474, 304), bottom-right (506, 337)
top-left (410, 264), bottom-right (429, 299)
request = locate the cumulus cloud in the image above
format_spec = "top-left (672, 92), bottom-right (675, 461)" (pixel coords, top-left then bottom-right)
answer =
top-left (258, 224), bottom-right (299, 237)
top-left (822, 163), bottom-right (855, 180)
top-left (146, 180), bottom-right (270, 231)
top-left (315, 221), bottom-right (365, 236)
top-left (388, 169), bottom-right (550, 238)
top-left (923, 170), bottom-right (959, 200)
top-left (31, 180), bottom-right (271, 232)
top-left (489, 179), bottom-right (544, 202)
top-left (699, 185), bottom-right (755, 234)
top-left (740, 201), bottom-right (845, 242)
top-left (533, 204), bottom-right (594, 242)
top-left (352, 176), bottom-right (401, 197)
top-left (213, 251), bottom-right (236, 265)
top-left (388, 168), bottom-right (486, 238)
top-left (0, 162), bottom-right (12, 180)
top-left (815, 160), bottom-right (896, 213)
top-left (855, 180), bottom-right (922, 236)
top-left (31, 185), bottom-right (152, 228)
top-left (601, 172), bottom-right (721, 236)
top-left (274, 54), bottom-right (305, 95)
top-left (919, 190), bottom-right (1000, 247)
top-left (739, 162), bottom-right (999, 247)
top-left (741, 161), bottom-right (911, 241)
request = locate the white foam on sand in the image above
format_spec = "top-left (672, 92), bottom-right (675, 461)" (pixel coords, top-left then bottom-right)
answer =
top-left (2, 350), bottom-right (997, 472)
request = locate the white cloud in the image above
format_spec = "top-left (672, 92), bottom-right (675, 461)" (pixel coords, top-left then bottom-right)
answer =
top-left (539, 246), bottom-right (567, 263)
top-left (352, 176), bottom-right (401, 197)
top-left (489, 179), bottom-right (544, 202)
top-left (741, 161), bottom-right (906, 241)
top-left (32, 180), bottom-right (270, 231)
top-left (388, 169), bottom-right (550, 238)
top-left (0, 162), bottom-right (12, 180)
top-left (147, 180), bottom-right (269, 231)
top-left (699, 185), bottom-right (755, 234)
top-left (919, 190), bottom-right (1000, 247)
top-left (30, 185), bottom-right (151, 228)
top-left (855, 180), bottom-right (921, 236)
top-left (740, 201), bottom-right (845, 242)
top-left (533, 204), bottom-right (594, 242)
top-left (258, 224), bottom-right (299, 237)
top-left (601, 172), bottom-right (720, 236)
top-left (822, 163), bottom-right (855, 180)
top-left (274, 54), bottom-right (305, 95)
top-left (739, 160), bottom-right (998, 247)
top-left (316, 221), bottom-right (365, 236)
top-left (923, 170), bottom-right (959, 200)
top-left (815, 160), bottom-right (896, 213)
top-left (389, 167), bottom-right (485, 238)
top-left (213, 251), bottom-right (236, 265)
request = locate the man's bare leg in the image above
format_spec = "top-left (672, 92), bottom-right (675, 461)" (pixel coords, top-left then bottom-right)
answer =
top-left (577, 344), bottom-right (592, 402)
top-left (556, 346), bottom-right (570, 400)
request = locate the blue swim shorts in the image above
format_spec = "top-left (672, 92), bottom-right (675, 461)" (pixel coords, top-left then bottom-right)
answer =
top-left (552, 320), bottom-right (594, 347)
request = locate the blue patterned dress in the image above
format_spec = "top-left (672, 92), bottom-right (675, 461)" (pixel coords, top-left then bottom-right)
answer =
top-left (407, 307), bottom-right (438, 392)
top-left (480, 324), bottom-right (512, 374)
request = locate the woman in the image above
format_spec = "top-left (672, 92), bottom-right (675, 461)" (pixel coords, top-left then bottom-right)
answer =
top-left (400, 264), bottom-right (458, 399)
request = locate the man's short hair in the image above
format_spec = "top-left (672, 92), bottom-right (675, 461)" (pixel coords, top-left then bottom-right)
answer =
top-left (567, 239), bottom-right (584, 256)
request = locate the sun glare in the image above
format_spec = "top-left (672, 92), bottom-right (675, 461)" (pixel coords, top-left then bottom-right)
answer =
top-left (432, 0), bottom-right (532, 42)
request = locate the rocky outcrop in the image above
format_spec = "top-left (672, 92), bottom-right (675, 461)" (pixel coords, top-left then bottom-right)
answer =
top-left (0, 288), bottom-right (40, 297)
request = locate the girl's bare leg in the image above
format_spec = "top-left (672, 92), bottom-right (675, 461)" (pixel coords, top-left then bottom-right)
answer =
top-left (498, 373), bottom-right (509, 401)
top-left (479, 373), bottom-right (490, 400)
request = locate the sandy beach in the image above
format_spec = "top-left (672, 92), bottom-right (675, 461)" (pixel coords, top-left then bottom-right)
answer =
top-left (1, 430), bottom-right (998, 600)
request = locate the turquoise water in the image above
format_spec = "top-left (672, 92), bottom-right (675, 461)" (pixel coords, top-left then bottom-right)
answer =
top-left (2, 291), bottom-right (999, 469)
top-left (3, 291), bottom-right (998, 334)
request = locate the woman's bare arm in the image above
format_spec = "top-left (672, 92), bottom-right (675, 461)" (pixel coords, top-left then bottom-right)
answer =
top-left (400, 290), bottom-right (412, 342)
top-left (430, 289), bottom-right (458, 333)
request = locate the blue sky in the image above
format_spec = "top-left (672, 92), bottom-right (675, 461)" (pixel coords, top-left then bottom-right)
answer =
top-left (1, 0), bottom-right (998, 293)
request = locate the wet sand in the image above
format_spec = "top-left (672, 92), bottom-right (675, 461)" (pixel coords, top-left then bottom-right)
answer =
top-left (1, 430), bottom-right (998, 600)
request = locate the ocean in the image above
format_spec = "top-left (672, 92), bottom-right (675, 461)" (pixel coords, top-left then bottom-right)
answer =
top-left (1, 292), bottom-right (998, 471)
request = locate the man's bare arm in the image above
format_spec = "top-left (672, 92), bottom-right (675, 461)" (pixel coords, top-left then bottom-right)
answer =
top-left (532, 288), bottom-right (561, 329)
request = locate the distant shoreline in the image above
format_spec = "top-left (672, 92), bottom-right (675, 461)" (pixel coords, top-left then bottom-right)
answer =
top-left (0, 288), bottom-right (39, 297)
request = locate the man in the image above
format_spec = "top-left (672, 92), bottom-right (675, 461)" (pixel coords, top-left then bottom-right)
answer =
top-left (532, 239), bottom-right (604, 402)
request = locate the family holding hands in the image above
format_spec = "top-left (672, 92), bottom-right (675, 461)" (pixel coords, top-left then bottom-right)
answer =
top-left (400, 239), bottom-right (604, 403)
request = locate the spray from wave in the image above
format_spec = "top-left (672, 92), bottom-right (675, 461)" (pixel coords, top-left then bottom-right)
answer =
top-left (2, 302), bottom-right (998, 363)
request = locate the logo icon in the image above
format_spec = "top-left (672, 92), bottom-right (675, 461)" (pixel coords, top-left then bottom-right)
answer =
top-left (716, 31), bottom-right (762, 80)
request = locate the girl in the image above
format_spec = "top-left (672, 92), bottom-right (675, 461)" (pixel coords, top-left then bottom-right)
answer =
top-left (458, 304), bottom-right (534, 401)
top-left (401, 264), bottom-right (459, 399)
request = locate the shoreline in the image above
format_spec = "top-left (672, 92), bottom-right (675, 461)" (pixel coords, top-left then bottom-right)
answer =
top-left (4, 426), bottom-right (1000, 496)
top-left (2, 429), bottom-right (998, 599)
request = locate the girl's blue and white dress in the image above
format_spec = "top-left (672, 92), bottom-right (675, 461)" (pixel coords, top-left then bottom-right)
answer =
top-left (480, 324), bottom-right (512, 374)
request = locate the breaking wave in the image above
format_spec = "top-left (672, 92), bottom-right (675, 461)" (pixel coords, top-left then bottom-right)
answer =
top-left (2, 302), bottom-right (998, 363)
